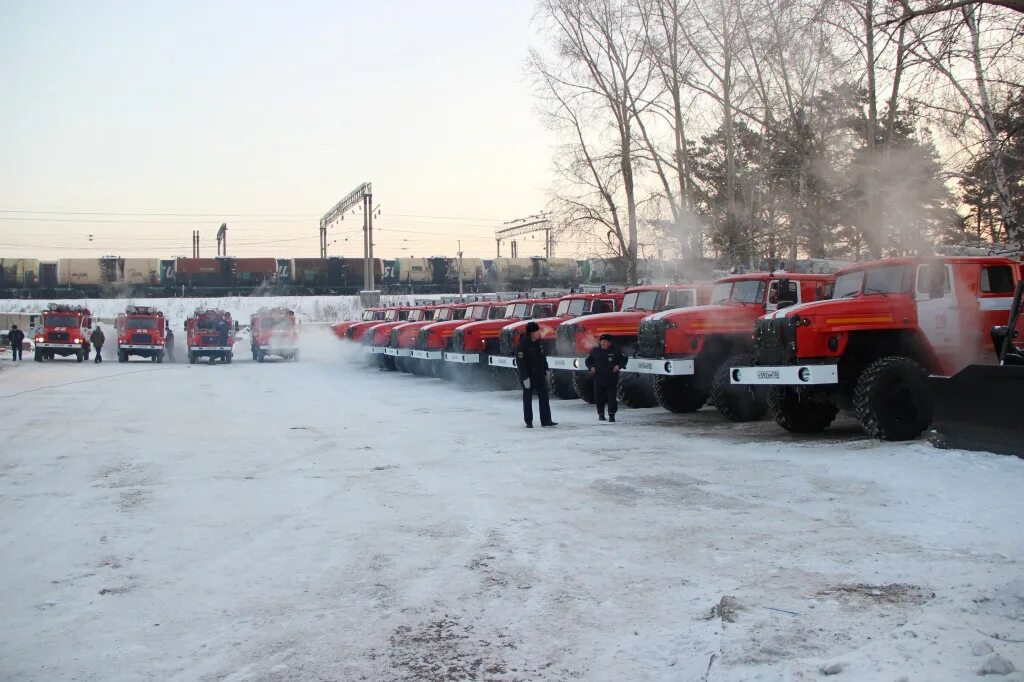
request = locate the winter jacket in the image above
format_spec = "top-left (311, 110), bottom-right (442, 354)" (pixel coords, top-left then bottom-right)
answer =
top-left (8, 328), bottom-right (24, 348)
top-left (90, 329), bottom-right (106, 348)
top-left (585, 344), bottom-right (628, 386)
top-left (516, 335), bottom-right (548, 384)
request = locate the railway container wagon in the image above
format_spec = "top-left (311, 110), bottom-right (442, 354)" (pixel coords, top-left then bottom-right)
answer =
top-left (291, 258), bottom-right (328, 287)
top-left (232, 258), bottom-right (277, 286)
top-left (160, 259), bottom-right (176, 287)
top-left (175, 258), bottom-right (228, 287)
top-left (490, 258), bottom-right (535, 283)
top-left (544, 258), bottom-right (579, 284)
top-left (58, 258), bottom-right (109, 287)
top-left (338, 258), bottom-right (383, 287)
top-left (447, 257), bottom-right (484, 285)
top-left (0, 258), bottom-right (39, 287)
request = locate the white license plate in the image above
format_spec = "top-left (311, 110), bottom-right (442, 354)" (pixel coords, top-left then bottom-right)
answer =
top-left (730, 364), bottom-right (839, 385)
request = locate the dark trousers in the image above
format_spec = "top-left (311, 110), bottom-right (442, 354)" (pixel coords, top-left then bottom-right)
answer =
top-left (595, 382), bottom-right (618, 416)
top-left (11, 347), bottom-right (22, 360)
top-left (94, 346), bottom-right (103, 363)
top-left (522, 380), bottom-right (552, 426)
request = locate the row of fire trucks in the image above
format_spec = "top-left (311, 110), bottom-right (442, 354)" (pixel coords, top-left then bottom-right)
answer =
top-left (335, 254), bottom-right (1023, 456)
top-left (28, 305), bottom-right (298, 365)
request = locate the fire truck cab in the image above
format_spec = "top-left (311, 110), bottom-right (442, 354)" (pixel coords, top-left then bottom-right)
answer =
top-left (33, 304), bottom-right (93, 362)
top-left (116, 305), bottom-right (166, 363)
top-left (185, 308), bottom-right (235, 364)
top-left (250, 307), bottom-right (299, 363)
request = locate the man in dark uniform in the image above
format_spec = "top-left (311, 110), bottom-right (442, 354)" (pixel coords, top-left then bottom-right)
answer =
top-left (91, 325), bottom-right (106, 363)
top-left (8, 325), bottom-right (25, 361)
top-left (164, 324), bottom-right (176, 363)
top-left (585, 333), bottom-right (627, 422)
top-left (517, 321), bottom-right (556, 428)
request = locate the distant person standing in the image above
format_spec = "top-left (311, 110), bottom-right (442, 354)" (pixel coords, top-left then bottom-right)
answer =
top-left (164, 325), bottom-right (175, 363)
top-left (91, 325), bottom-right (106, 363)
top-left (585, 334), bottom-right (627, 422)
top-left (215, 317), bottom-right (229, 347)
top-left (8, 325), bottom-right (24, 361)
top-left (516, 322), bottom-right (556, 428)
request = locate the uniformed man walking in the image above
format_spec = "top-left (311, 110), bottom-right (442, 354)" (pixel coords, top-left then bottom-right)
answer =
top-left (585, 334), bottom-right (627, 422)
top-left (517, 321), bottom-right (556, 428)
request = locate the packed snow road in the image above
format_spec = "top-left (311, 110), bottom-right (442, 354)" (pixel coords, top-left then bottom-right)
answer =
top-left (1, 333), bottom-right (1022, 681)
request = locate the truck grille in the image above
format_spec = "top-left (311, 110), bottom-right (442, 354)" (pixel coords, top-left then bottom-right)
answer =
top-left (754, 317), bottom-right (797, 365)
top-left (499, 327), bottom-right (518, 356)
top-left (131, 333), bottom-right (151, 344)
top-left (637, 319), bottom-right (667, 358)
top-left (451, 329), bottom-right (466, 353)
top-left (48, 332), bottom-right (69, 342)
top-left (389, 329), bottom-right (400, 347)
top-left (556, 324), bottom-right (578, 356)
top-left (416, 329), bottom-right (430, 350)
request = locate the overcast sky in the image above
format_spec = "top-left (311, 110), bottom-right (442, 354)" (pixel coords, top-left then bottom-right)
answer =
top-left (0, 1), bottom-right (555, 259)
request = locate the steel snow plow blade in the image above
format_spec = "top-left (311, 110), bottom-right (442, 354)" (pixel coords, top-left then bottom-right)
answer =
top-left (929, 366), bottom-right (1024, 458)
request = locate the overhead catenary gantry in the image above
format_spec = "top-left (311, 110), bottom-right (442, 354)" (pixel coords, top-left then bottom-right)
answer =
top-left (496, 212), bottom-right (552, 258)
top-left (320, 182), bottom-right (375, 291)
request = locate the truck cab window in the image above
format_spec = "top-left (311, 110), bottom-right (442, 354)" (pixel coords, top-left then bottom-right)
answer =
top-left (981, 266), bottom-right (1014, 293)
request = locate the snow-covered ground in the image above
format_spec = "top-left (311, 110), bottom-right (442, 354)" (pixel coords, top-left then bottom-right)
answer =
top-left (1, 330), bottom-right (1023, 681)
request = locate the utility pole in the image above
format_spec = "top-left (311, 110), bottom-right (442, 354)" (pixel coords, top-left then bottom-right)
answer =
top-left (192, 230), bottom-right (200, 258)
top-left (320, 182), bottom-right (376, 299)
top-left (458, 240), bottom-right (464, 296)
top-left (216, 223), bottom-right (227, 256)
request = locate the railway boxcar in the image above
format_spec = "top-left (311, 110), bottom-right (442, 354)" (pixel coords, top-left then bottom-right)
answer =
top-left (291, 258), bottom-right (327, 287)
top-left (39, 262), bottom-right (57, 288)
top-left (160, 259), bottom-right (176, 287)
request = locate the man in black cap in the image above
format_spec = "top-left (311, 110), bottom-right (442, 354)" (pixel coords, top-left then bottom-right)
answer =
top-left (517, 321), bottom-right (556, 428)
top-left (585, 334), bottom-right (627, 421)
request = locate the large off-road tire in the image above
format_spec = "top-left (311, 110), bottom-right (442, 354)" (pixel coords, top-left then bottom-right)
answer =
top-left (226, 351), bottom-right (233, 364)
top-left (188, 351), bottom-right (196, 365)
top-left (618, 373), bottom-right (659, 409)
top-left (156, 352), bottom-right (164, 364)
top-left (652, 375), bottom-right (706, 413)
top-left (257, 350), bottom-right (266, 363)
top-left (710, 354), bottom-right (768, 422)
top-left (572, 371), bottom-right (596, 404)
top-left (76, 352), bottom-right (83, 363)
top-left (118, 350), bottom-right (127, 363)
top-left (767, 386), bottom-right (838, 434)
top-left (252, 349), bottom-right (258, 361)
top-left (34, 349), bottom-right (42, 362)
top-left (492, 367), bottom-right (519, 391)
top-left (292, 350), bottom-right (300, 362)
top-left (854, 356), bottom-right (932, 441)
top-left (548, 370), bottom-right (578, 399)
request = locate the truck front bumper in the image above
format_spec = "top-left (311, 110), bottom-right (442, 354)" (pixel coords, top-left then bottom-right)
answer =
top-left (628, 357), bottom-right (695, 376)
top-left (120, 344), bottom-right (164, 351)
top-left (444, 352), bottom-right (480, 364)
top-left (190, 346), bottom-right (233, 353)
top-left (36, 342), bottom-right (82, 350)
top-left (384, 347), bottom-right (413, 357)
top-left (488, 356), bottom-right (517, 369)
top-left (366, 346), bottom-right (387, 354)
top-left (411, 350), bottom-right (443, 360)
top-left (547, 356), bottom-right (586, 371)
top-left (730, 364), bottom-right (839, 386)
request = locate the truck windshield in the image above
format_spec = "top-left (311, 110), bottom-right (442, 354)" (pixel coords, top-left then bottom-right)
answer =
top-left (531, 304), bottom-right (554, 317)
top-left (384, 310), bottom-right (398, 321)
top-left (126, 318), bottom-right (160, 329)
top-left (263, 318), bottom-right (292, 329)
top-left (488, 306), bottom-right (506, 319)
top-left (470, 306), bottom-right (488, 320)
top-left (505, 303), bottom-right (530, 318)
top-left (434, 308), bottom-right (451, 321)
top-left (556, 299), bottom-right (586, 316)
top-left (197, 318), bottom-right (222, 330)
top-left (863, 265), bottom-right (907, 295)
top-left (621, 291), bottom-right (660, 312)
top-left (665, 289), bottom-right (696, 309)
top-left (43, 315), bottom-right (80, 327)
top-left (407, 310), bottom-right (422, 322)
top-left (711, 281), bottom-right (766, 305)
top-left (833, 271), bottom-right (864, 298)
top-left (361, 310), bottom-right (375, 321)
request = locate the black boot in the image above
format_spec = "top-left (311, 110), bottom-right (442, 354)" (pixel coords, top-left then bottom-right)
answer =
top-left (598, 413), bottom-right (606, 421)
top-left (609, 413), bottom-right (616, 423)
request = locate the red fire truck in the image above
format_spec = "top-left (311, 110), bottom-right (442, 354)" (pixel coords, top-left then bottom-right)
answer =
top-left (33, 304), bottom-right (93, 362)
top-left (185, 308), bottom-right (235, 364)
top-left (116, 305), bottom-right (166, 362)
top-left (250, 308), bottom-right (299, 362)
